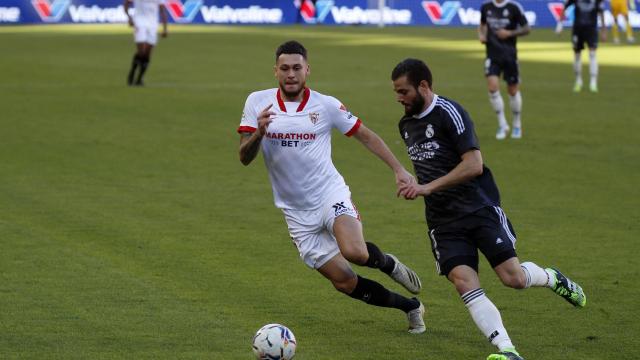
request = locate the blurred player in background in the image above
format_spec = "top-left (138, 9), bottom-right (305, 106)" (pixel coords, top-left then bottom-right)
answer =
top-left (238, 41), bottom-right (426, 334)
top-left (610, 0), bottom-right (635, 43)
top-left (560, 0), bottom-right (606, 92)
top-left (478, 0), bottom-right (530, 140)
top-left (392, 58), bottom-right (587, 360)
top-left (124, 0), bottom-right (168, 86)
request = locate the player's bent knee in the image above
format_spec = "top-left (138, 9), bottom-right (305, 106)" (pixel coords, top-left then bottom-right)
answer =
top-left (501, 273), bottom-right (527, 289)
top-left (341, 247), bottom-right (368, 266)
top-left (332, 276), bottom-right (358, 294)
top-left (451, 277), bottom-right (474, 293)
top-left (448, 271), bottom-right (479, 294)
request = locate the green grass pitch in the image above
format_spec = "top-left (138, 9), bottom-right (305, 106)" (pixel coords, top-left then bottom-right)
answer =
top-left (0, 24), bottom-right (639, 359)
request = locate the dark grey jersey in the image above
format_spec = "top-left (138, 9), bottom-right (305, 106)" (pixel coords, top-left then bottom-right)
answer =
top-left (566, 0), bottom-right (604, 28)
top-left (398, 95), bottom-right (501, 228)
top-left (480, 0), bottom-right (528, 59)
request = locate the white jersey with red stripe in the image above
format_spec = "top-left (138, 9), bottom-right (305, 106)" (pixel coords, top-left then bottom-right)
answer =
top-left (238, 87), bottom-right (362, 210)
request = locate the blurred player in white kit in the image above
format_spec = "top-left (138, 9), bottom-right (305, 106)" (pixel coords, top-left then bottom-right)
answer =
top-left (124, 0), bottom-right (168, 86)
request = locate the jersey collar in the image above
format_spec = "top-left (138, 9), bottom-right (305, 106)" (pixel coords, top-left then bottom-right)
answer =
top-left (492, 0), bottom-right (510, 8)
top-left (276, 87), bottom-right (311, 113)
top-left (413, 94), bottom-right (439, 119)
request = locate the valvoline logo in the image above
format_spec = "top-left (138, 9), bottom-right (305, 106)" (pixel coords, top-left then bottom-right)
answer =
top-left (166, 0), bottom-right (202, 23)
top-left (422, 1), bottom-right (461, 25)
top-left (298, 0), bottom-right (333, 24)
top-left (31, 0), bottom-right (70, 22)
top-left (548, 2), bottom-right (574, 25)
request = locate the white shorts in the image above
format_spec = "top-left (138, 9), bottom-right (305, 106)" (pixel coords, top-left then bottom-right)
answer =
top-left (283, 195), bottom-right (360, 269)
top-left (133, 23), bottom-right (158, 45)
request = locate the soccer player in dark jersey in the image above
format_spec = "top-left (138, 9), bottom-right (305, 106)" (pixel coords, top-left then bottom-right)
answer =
top-left (561, 0), bottom-right (606, 92)
top-left (391, 58), bottom-right (587, 360)
top-left (479, 0), bottom-right (530, 140)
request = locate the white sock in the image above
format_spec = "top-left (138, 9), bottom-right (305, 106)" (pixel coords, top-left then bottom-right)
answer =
top-left (463, 288), bottom-right (514, 352)
top-left (488, 91), bottom-right (508, 128)
top-left (509, 91), bottom-right (522, 129)
top-left (520, 262), bottom-right (553, 288)
top-left (589, 49), bottom-right (598, 86)
top-left (574, 52), bottom-right (582, 85)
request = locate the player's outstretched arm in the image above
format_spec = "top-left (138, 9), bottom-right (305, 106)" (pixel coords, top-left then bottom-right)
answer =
top-left (398, 150), bottom-right (483, 199)
top-left (351, 124), bottom-right (415, 187)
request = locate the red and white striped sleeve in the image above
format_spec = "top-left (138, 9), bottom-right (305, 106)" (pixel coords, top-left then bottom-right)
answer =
top-left (323, 95), bottom-right (361, 137)
top-left (237, 92), bottom-right (259, 134)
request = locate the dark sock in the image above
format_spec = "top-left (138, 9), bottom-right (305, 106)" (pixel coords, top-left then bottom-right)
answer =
top-left (364, 242), bottom-right (395, 275)
top-left (348, 275), bottom-right (419, 313)
top-left (136, 56), bottom-right (149, 84)
top-left (128, 54), bottom-right (141, 84)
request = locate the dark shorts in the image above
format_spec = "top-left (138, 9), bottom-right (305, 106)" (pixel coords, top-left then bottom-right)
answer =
top-left (427, 206), bottom-right (518, 277)
top-left (484, 56), bottom-right (520, 85)
top-left (572, 25), bottom-right (598, 51)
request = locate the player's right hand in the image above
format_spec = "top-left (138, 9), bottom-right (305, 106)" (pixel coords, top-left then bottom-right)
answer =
top-left (128, 18), bottom-right (133, 27)
top-left (257, 104), bottom-right (275, 137)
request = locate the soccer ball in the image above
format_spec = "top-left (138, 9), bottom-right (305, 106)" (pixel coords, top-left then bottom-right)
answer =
top-left (252, 323), bottom-right (297, 360)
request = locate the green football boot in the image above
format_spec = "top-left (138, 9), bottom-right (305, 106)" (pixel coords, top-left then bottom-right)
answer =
top-left (487, 348), bottom-right (524, 360)
top-left (547, 268), bottom-right (586, 307)
top-left (573, 82), bottom-right (582, 92)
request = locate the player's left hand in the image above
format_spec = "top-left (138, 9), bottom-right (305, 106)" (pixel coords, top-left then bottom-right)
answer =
top-left (495, 29), bottom-right (512, 40)
top-left (161, 30), bottom-right (168, 38)
top-left (600, 29), bottom-right (607, 42)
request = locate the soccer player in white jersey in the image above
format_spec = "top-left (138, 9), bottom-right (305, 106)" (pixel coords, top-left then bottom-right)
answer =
top-left (238, 41), bottom-right (426, 333)
top-left (124, 0), bottom-right (167, 86)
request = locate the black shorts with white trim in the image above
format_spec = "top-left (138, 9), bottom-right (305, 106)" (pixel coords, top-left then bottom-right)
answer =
top-left (427, 206), bottom-right (518, 276)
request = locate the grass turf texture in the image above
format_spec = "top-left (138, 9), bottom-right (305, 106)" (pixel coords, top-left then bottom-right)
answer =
top-left (0, 24), bottom-right (639, 359)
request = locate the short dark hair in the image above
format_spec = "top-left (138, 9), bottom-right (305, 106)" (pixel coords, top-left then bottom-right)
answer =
top-left (275, 40), bottom-right (307, 62)
top-left (391, 58), bottom-right (433, 89)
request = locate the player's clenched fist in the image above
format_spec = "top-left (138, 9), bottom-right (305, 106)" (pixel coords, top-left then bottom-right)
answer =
top-left (257, 104), bottom-right (275, 137)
